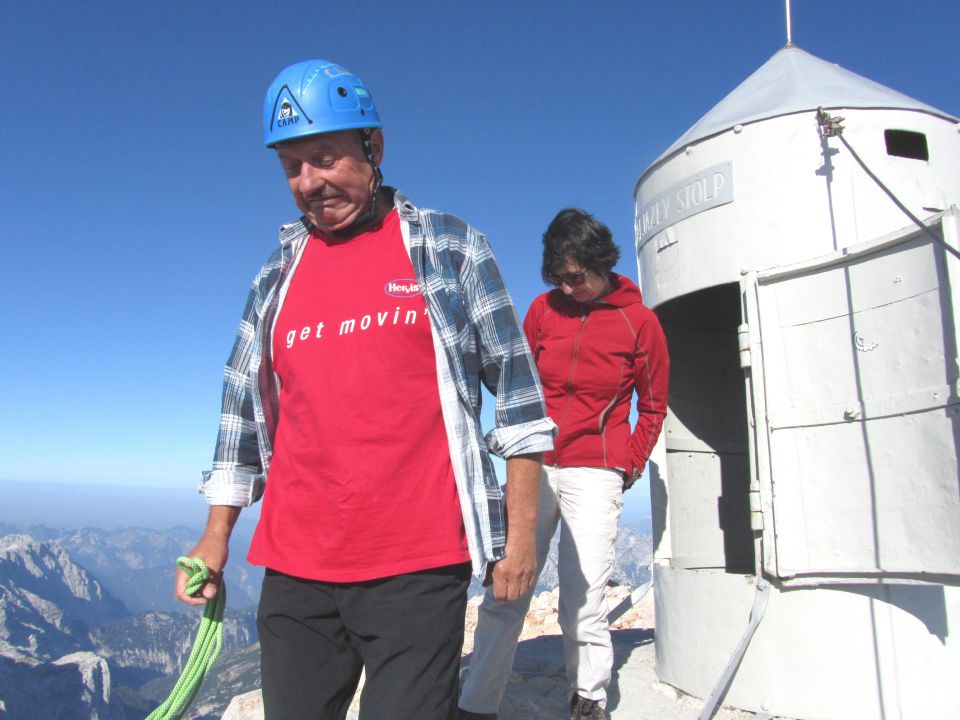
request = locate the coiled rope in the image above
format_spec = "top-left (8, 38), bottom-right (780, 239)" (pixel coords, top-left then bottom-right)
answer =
top-left (146, 557), bottom-right (225, 720)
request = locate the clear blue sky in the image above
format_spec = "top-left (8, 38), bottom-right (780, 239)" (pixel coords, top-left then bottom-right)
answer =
top-left (2, 1), bottom-right (957, 526)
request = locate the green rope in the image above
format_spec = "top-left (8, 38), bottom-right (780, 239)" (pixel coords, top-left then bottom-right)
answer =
top-left (146, 556), bottom-right (226, 720)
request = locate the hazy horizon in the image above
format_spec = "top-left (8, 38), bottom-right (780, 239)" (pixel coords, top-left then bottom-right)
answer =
top-left (0, 478), bottom-right (252, 531)
top-left (1, 478), bottom-right (651, 533)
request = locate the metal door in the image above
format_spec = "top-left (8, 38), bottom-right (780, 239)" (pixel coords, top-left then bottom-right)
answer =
top-left (740, 212), bottom-right (960, 584)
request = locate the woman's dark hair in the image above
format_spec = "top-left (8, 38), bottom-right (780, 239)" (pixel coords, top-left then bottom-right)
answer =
top-left (541, 208), bottom-right (620, 285)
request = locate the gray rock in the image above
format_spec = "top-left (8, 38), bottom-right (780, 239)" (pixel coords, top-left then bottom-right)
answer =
top-left (0, 535), bottom-right (127, 659)
top-left (0, 650), bottom-right (127, 719)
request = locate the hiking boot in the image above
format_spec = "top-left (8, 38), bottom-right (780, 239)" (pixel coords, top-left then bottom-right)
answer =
top-left (458, 710), bottom-right (497, 720)
top-left (570, 694), bottom-right (608, 720)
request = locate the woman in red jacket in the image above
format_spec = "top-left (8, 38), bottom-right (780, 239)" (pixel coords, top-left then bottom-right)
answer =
top-left (460, 209), bottom-right (670, 720)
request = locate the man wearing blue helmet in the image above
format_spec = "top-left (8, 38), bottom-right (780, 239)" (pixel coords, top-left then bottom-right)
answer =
top-left (174, 60), bottom-right (555, 720)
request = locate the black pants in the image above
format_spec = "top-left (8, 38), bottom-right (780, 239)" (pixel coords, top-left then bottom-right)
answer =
top-left (257, 563), bottom-right (471, 720)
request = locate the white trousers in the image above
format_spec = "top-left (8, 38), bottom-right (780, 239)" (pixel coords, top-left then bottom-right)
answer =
top-left (460, 466), bottom-right (623, 712)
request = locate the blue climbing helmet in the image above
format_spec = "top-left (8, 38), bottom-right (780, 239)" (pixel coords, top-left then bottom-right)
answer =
top-left (262, 59), bottom-right (383, 147)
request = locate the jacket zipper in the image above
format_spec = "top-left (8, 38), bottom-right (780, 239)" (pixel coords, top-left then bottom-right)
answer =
top-left (554, 307), bottom-right (588, 464)
top-left (597, 362), bottom-right (626, 467)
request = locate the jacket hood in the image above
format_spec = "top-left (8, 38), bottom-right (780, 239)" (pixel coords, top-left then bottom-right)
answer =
top-left (547, 272), bottom-right (643, 312)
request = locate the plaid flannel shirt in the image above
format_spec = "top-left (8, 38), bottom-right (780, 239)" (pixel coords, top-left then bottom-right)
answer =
top-left (201, 189), bottom-right (555, 576)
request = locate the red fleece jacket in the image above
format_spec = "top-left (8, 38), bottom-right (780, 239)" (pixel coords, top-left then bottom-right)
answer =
top-left (523, 273), bottom-right (669, 478)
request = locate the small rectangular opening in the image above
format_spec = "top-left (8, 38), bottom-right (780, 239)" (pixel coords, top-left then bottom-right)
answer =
top-left (884, 129), bottom-right (929, 161)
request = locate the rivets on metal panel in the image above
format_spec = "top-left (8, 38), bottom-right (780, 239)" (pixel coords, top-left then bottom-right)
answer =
top-left (844, 406), bottom-right (860, 421)
top-left (734, 124), bottom-right (743, 134)
top-left (685, 146), bottom-right (694, 155)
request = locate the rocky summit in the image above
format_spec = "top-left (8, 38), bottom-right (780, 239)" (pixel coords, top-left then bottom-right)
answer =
top-left (220, 586), bottom-right (754, 720)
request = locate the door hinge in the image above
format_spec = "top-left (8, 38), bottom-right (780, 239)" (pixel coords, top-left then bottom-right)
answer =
top-left (750, 489), bottom-right (764, 531)
top-left (738, 323), bottom-right (752, 369)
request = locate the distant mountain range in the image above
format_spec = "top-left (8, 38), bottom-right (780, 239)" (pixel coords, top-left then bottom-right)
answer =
top-left (0, 520), bottom-right (651, 719)
top-left (0, 529), bottom-right (258, 719)
top-left (0, 522), bottom-right (263, 614)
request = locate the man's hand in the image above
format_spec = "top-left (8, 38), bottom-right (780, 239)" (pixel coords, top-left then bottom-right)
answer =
top-left (490, 534), bottom-right (537, 602)
top-left (492, 453), bottom-right (542, 602)
top-left (174, 506), bottom-right (241, 606)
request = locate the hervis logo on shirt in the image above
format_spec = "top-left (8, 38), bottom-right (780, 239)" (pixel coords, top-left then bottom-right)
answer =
top-left (384, 279), bottom-right (420, 298)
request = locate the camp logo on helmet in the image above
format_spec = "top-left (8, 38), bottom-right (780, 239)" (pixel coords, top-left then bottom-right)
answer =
top-left (277, 99), bottom-right (299, 126)
top-left (269, 85), bottom-right (313, 132)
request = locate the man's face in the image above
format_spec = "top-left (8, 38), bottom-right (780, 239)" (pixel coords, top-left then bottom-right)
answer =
top-left (276, 129), bottom-right (384, 235)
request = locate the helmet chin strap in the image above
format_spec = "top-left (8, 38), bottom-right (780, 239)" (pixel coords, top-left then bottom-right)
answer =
top-left (329, 129), bottom-right (384, 238)
top-left (359, 128), bottom-right (384, 201)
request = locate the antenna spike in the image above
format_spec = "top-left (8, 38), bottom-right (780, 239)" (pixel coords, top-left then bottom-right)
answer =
top-left (785, 0), bottom-right (794, 46)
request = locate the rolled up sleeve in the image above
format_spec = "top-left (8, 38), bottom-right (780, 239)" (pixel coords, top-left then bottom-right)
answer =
top-left (485, 417), bottom-right (556, 458)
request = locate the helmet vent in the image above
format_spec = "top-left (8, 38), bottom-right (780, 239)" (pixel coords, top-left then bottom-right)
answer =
top-left (337, 86), bottom-right (348, 97)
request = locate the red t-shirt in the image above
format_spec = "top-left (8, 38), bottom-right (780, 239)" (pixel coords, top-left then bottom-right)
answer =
top-left (247, 210), bottom-right (469, 581)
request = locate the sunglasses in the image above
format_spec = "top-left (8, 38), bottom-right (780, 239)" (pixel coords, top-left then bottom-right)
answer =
top-left (548, 270), bottom-right (588, 287)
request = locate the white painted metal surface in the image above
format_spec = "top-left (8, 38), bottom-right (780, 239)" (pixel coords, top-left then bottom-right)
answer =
top-left (635, 107), bottom-right (960, 311)
top-left (654, 563), bottom-right (960, 718)
top-left (743, 212), bottom-right (960, 584)
top-left (635, 44), bottom-right (960, 718)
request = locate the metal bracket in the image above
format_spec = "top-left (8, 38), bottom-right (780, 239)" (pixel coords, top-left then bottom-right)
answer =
top-left (816, 106), bottom-right (845, 137)
top-left (607, 565), bottom-right (653, 625)
top-left (697, 579), bottom-right (771, 720)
